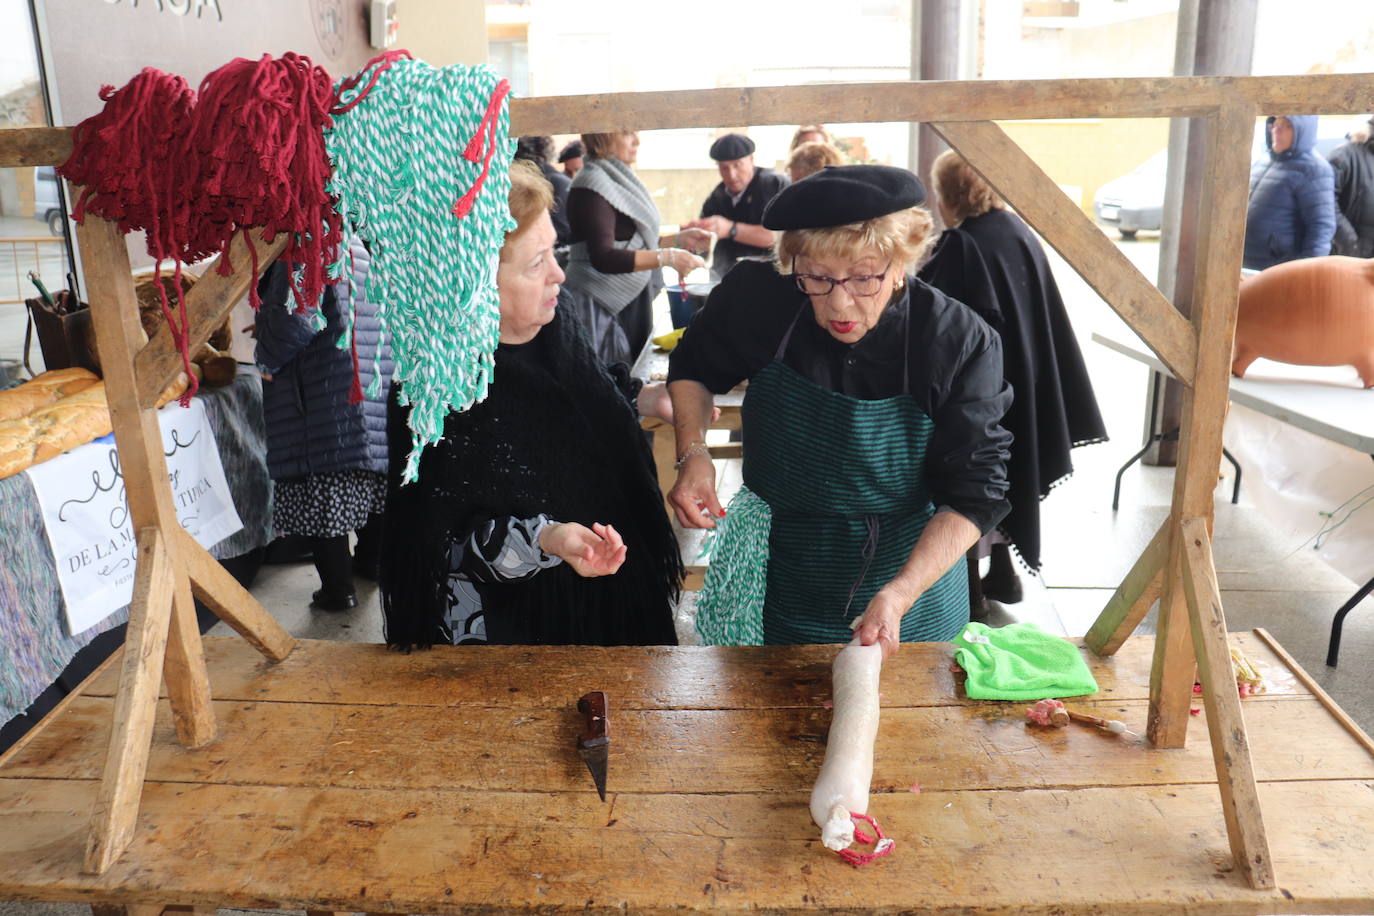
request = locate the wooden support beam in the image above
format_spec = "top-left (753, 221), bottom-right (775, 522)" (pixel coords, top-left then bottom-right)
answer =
top-left (78, 214), bottom-right (218, 745)
top-left (8, 74), bottom-right (1374, 171)
top-left (509, 73), bottom-right (1374, 135)
top-left (134, 227), bottom-right (289, 408)
top-left (1179, 517), bottom-right (1275, 889)
top-left (176, 526), bottom-right (294, 662)
top-left (931, 119), bottom-right (1198, 385)
top-left (1084, 517), bottom-right (1168, 656)
top-left (85, 527), bottom-right (174, 875)
top-left (1147, 102), bottom-right (1254, 748)
top-left (0, 126), bottom-right (73, 168)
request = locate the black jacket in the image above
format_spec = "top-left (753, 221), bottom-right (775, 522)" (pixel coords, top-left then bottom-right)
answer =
top-left (1328, 130), bottom-right (1374, 258)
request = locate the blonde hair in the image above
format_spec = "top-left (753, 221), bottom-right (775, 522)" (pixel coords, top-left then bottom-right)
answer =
top-left (787, 141), bottom-right (845, 180)
top-left (580, 131), bottom-right (632, 161)
top-left (931, 149), bottom-right (1004, 227)
top-left (775, 207), bottom-right (936, 275)
top-left (503, 159), bottom-right (554, 254)
top-left (790, 124), bottom-right (833, 151)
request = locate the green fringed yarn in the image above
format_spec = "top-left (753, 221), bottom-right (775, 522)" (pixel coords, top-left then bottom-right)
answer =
top-left (324, 57), bottom-right (515, 482)
top-left (694, 486), bottom-right (771, 646)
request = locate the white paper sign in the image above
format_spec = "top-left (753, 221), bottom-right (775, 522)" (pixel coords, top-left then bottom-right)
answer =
top-left (26, 398), bottom-right (243, 635)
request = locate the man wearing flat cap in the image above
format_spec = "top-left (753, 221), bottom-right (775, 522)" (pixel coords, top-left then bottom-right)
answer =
top-left (667, 164), bottom-right (1011, 654)
top-left (683, 132), bottom-right (789, 278)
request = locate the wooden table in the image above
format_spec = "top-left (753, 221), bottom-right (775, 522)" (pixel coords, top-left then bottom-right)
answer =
top-left (2, 631), bottom-right (1372, 914)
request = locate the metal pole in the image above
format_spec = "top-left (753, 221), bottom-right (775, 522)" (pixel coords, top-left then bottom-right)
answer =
top-left (914, 0), bottom-right (961, 231)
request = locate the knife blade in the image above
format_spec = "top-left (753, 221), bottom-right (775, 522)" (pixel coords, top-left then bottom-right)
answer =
top-left (576, 690), bottom-right (610, 802)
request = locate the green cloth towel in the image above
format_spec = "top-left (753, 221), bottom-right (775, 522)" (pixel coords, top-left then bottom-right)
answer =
top-left (952, 621), bottom-right (1099, 700)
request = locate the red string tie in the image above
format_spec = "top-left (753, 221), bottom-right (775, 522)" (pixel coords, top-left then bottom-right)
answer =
top-left (834, 812), bottom-right (895, 868)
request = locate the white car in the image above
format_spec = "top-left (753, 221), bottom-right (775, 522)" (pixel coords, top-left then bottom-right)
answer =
top-left (33, 166), bottom-right (62, 236)
top-left (1093, 117), bottom-right (1360, 241)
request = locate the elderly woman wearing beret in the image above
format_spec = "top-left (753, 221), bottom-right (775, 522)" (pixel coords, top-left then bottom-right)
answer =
top-left (667, 166), bottom-right (1012, 656)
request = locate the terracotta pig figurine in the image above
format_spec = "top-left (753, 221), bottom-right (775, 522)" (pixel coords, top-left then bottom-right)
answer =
top-left (1233, 256), bottom-right (1374, 388)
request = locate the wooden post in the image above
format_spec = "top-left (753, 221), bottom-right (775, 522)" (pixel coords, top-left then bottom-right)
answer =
top-left (76, 214), bottom-right (217, 751)
top-left (84, 527), bottom-right (175, 874)
top-left (1149, 0), bottom-right (1258, 466)
top-left (1179, 516), bottom-right (1275, 889)
top-left (1147, 100), bottom-right (1254, 748)
top-left (73, 210), bottom-right (297, 872)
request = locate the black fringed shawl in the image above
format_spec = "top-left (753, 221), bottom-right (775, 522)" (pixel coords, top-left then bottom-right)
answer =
top-left (380, 304), bottom-right (682, 648)
top-left (920, 212), bottom-right (1108, 571)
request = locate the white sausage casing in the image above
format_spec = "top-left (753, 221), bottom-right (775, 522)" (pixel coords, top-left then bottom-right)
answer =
top-left (809, 640), bottom-right (882, 851)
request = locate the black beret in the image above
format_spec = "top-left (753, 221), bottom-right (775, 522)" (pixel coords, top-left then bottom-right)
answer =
top-left (709, 133), bottom-right (755, 162)
top-left (557, 140), bottom-right (584, 163)
top-left (762, 164), bottom-right (926, 230)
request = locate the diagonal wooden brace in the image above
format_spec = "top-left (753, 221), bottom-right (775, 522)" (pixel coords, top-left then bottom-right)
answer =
top-left (134, 227), bottom-right (290, 409)
top-left (1084, 517), bottom-right (1168, 656)
top-left (1179, 516), bottom-right (1275, 890)
top-left (176, 525), bottom-right (294, 662)
top-left (929, 119), bottom-right (1198, 386)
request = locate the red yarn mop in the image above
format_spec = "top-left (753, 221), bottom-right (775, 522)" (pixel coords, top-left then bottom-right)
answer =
top-left (58, 55), bottom-right (344, 404)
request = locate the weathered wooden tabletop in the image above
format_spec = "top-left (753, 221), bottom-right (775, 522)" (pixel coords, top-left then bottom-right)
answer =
top-left (1, 631), bottom-right (1371, 914)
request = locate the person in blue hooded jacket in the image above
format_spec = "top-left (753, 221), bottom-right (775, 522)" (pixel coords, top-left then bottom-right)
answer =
top-left (1243, 114), bottom-right (1336, 271)
top-left (255, 238), bottom-right (393, 612)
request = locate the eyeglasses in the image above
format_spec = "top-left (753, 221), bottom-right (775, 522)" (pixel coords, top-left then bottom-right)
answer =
top-left (793, 262), bottom-right (891, 299)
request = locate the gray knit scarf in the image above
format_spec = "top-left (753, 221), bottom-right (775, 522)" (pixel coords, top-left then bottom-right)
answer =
top-left (564, 156), bottom-right (662, 314)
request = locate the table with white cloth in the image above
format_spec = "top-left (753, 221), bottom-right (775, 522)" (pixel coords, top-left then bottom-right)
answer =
top-left (1093, 331), bottom-right (1374, 665)
top-left (0, 368), bottom-right (272, 731)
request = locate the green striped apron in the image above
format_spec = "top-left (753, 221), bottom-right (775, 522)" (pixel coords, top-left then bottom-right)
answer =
top-left (743, 303), bottom-right (969, 645)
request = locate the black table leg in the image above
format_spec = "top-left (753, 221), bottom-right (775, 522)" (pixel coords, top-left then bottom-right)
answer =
top-left (1221, 447), bottom-right (1242, 504)
top-left (1327, 574), bottom-right (1374, 667)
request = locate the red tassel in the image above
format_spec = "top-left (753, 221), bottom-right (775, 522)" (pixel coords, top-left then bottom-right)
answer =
top-left (452, 79), bottom-right (511, 221)
top-left (331, 49), bottom-right (412, 115)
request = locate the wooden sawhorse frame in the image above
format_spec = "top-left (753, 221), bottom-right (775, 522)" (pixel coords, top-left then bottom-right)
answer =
top-left (5, 71), bottom-right (1372, 891)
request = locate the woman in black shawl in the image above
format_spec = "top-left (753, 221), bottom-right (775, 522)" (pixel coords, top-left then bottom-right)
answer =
top-left (922, 150), bottom-right (1108, 602)
top-left (379, 160), bottom-right (682, 647)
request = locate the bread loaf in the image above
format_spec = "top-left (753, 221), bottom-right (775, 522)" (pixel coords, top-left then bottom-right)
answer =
top-left (0, 373), bottom-right (191, 480)
top-left (0, 368), bottom-right (100, 422)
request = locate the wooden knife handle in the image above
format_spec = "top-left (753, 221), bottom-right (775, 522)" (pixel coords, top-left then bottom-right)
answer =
top-left (577, 691), bottom-right (610, 746)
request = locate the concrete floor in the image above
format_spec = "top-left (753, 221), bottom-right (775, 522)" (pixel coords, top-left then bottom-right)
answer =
top-left (3, 234), bottom-right (1372, 916)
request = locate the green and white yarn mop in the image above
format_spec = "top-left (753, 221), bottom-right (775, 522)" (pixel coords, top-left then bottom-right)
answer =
top-left (694, 486), bottom-right (772, 646)
top-left (325, 56), bottom-right (515, 482)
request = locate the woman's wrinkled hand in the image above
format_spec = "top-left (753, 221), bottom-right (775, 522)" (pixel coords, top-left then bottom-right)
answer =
top-left (676, 227), bottom-right (714, 254)
top-left (683, 215), bottom-right (732, 238)
top-left (667, 451), bottom-right (723, 529)
top-left (852, 587), bottom-right (911, 659)
top-left (540, 521), bottom-right (627, 577)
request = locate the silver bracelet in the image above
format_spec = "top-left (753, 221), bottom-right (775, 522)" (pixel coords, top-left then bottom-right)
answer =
top-left (673, 440), bottom-right (710, 470)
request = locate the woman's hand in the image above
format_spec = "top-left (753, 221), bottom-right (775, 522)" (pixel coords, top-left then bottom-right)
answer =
top-left (660, 248), bottom-right (705, 279)
top-left (637, 382), bottom-right (673, 422)
top-left (675, 227), bottom-right (714, 255)
top-left (683, 216), bottom-right (732, 238)
top-left (852, 586), bottom-right (912, 659)
top-left (638, 383), bottom-right (719, 424)
top-left (539, 522), bottom-right (627, 577)
top-left (667, 451), bottom-right (723, 529)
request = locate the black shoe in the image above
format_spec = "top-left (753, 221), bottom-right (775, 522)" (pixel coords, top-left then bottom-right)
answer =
top-left (310, 588), bottom-right (357, 611)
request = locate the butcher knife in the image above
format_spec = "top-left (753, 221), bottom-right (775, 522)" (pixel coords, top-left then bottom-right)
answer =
top-left (576, 690), bottom-right (610, 802)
